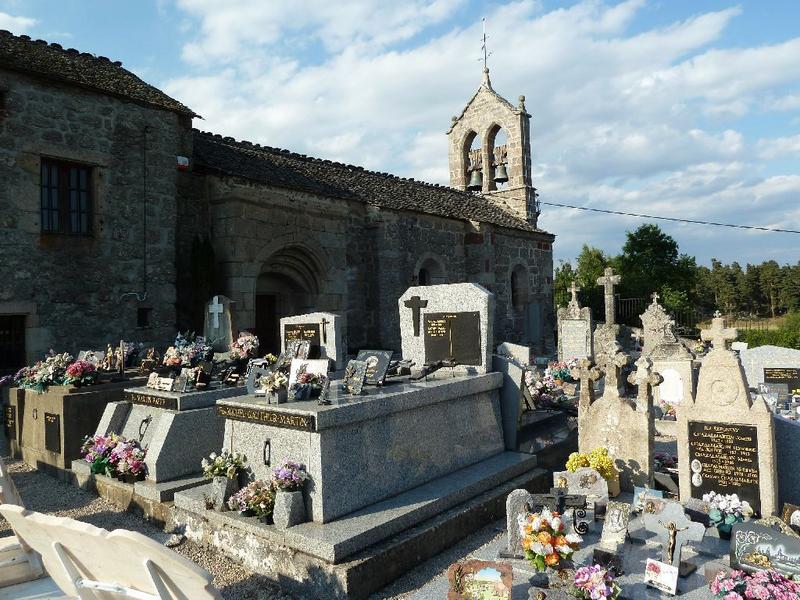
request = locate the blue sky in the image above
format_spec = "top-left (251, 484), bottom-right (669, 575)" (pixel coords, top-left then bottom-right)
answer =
top-left (2, 1), bottom-right (799, 267)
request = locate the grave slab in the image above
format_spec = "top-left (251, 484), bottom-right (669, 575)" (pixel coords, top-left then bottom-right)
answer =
top-left (739, 345), bottom-right (800, 392)
top-left (280, 311), bottom-right (346, 369)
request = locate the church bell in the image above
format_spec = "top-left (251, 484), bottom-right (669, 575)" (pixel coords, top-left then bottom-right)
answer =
top-left (494, 164), bottom-right (508, 183)
top-left (467, 170), bottom-right (483, 191)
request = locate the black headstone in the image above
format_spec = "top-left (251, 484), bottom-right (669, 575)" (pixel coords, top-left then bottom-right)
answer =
top-left (423, 311), bottom-right (481, 365)
top-left (355, 350), bottom-right (393, 385)
top-left (44, 412), bottom-right (61, 454)
top-left (284, 323), bottom-right (321, 358)
top-left (764, 367), bottom-right (800, 397)
top-left (688, 420), bottom-right (760, 515)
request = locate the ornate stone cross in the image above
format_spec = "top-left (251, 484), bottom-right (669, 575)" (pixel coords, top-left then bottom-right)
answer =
top-left (404, 296), bottom-right (428, 337)
top-left (320, 317), bottom-right (330, 344)
top-left (651, 291), bottom-right (660, 304)
top-left (526, 487), bottom-right (587, 515)
top-left (569, 281), bottom-right (581, 305)
top-left (628, 356), bottom-right (662, 411)
top-left (643, 502), bottom-right (705, 569)
top-left (208, 295), bottom-right (223, 329)
top-left (571, 357), bottom-right (602, 406)
top-left (701, 311), bottom-right (737, 350)
top-left (597, 267), bottom-right (622, 325)
top-left (597, 342), bottom-right (629, 397)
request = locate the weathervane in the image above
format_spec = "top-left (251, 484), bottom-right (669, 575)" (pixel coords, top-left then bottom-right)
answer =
top-left (480, 17), bottom-right (492, 70)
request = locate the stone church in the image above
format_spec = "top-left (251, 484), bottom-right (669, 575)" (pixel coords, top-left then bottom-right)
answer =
top-left (0, 30), bottom-right (554, 371)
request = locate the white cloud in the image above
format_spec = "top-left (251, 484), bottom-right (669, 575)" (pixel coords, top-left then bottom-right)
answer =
top-left (0, 11), bottom-right (36, 33)
top-left (164, 1), bottom-right (800, 265)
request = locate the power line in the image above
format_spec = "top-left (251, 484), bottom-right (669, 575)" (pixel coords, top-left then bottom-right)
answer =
top-left (539, 201), bottom-right (800, 234)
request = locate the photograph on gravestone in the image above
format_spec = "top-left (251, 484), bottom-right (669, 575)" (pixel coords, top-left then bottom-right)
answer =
top-left (343, 360), bottom-right (368, 395)
top-left (731, 522), bottom-right (800, 578)
top-left (355, 350), bottom-right (393, 385)
top-left (284, 323), bottom-right (321, 358)
top-left (687, 420), bottom-right (761, 515)
top-left (765, 367), bottom-right (800, 396)
top-left (447, 560), bottom-right (512, 600)
top-left (423, 312), bottom-right (481, 365)
top-left (44, 413), bottom-right (61, 454)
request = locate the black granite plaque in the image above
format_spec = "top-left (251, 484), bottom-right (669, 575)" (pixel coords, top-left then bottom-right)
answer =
top-left (688, 420), bottom-right (760, 514)
top-left (216, 404), bottom-right (316, 432)
top-left (731, 522), bottom-right (800, 578)
top-left (423, 312), bottom-right (481, 365)
top-left (764, 367), bottom-right (800, 396)
top-left (284, 323), bottom-right (321, 352)
top-left (44, 412), bottom-right (61, 454)
top-left (4, 404), bottom-right (16, 440)
top-left (124, 390), bottom-right (179, 411)
top-left (355, 350), bottom-right (393, 385)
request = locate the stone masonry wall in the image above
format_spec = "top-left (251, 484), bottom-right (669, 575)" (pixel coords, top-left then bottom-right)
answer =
top-left (0, 69), bottom-right (191, 362)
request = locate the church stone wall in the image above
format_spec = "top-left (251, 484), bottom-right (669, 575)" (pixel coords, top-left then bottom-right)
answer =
top-left (0, 68), bottom-right (191, 362)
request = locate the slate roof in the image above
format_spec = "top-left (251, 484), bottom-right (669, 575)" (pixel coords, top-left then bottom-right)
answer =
top-left (0, 30), bottom-right (197, 117)
top-left (193, 130), bottom-right (549, 235)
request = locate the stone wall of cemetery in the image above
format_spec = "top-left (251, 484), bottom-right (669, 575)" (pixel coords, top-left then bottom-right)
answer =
top-left (0, 68), bottom-right (192, 361)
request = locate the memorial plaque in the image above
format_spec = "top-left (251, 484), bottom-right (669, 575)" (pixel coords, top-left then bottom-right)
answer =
top-left (342, 360), bottom-right (368, 395)
top-left (124, 390), bottom-right (179, 411)
top-left (284, 323), bottom-right (321, 356)
top-left (423, 312), bottom-right (481, 365)
top-left (560, 319), bottom-right (590, 361)
top-left (4, 404), bottom-right (16, 440)
top-left (217, 404), bottom-right (315, 432)
top-left (765, 367), bottom-right (800, 396)
top-left (355, 349), bottom-right (393, 385)
top-left (732, 522), bottom-right (800, 578)
top-left (688, 420), bottom-right (760, 514)
top-left (44, 412), bottom-right (61, 454)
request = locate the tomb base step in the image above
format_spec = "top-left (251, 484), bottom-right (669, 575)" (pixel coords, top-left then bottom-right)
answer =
top-left (172, 453), bottom-right (548, 599)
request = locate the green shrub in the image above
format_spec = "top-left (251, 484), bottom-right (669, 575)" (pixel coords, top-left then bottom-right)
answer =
top-left (739, 313), bottom-right (800, 349)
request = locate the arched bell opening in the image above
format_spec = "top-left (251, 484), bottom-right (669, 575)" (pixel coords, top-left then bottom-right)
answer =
top-left (463, 130), bottom-right (482, 192)
top-left (486, 124), bottom-right (509, 191)
top-left (255, 245), bottom-right (323, 355)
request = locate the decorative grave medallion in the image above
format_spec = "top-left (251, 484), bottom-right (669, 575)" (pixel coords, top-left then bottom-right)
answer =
top-left (342, 360), bottom-right (368, 395)
top-left (600, 501), bottom-right (631, 549)
top-left (447, 560), bottom-right (512, 600)
top-left (731, 522), bottom-right (800, 578)
top-left (355, 350), bottom-right (393, 385)
top-left (423, 312), bottom-right (482, 366)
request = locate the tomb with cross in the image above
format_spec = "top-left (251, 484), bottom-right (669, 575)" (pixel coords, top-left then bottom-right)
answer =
top-left (593, 267), bottom-right (622, 354)
top-left (643, 500), bottom-right (705, 576)
top-left (203, 295), bottom-right (236, 353)
top-left (628, 355), bottom-right (662, 412)
top-left (557, 281), bottom-right (593, 361)
top-left (280, 312), bottom-right (346, 370)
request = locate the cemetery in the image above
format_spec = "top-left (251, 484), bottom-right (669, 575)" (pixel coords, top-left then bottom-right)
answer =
top-left (1, 10), bottom-right (799, 600)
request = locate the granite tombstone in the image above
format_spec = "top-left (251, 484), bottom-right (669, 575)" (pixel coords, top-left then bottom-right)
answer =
top-left (280, 312), bottom-right (346, 369)
top-left (204, 295), bottom-right (236, 353)
top-left (557, 281), bottom-right (593, 362)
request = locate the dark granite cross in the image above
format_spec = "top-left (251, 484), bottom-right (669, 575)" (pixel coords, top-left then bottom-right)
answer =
top-left (320, 317), bottom-right (329, 344)
top-left (526, 487), bottom-right (587, 515)
top-left (404, 296), bottom-right (428, 337)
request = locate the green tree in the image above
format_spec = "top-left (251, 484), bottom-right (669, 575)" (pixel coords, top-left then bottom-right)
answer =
top-left (574, 245), bottom-right (609, 320)
top-left (759, 260), bottom-right (783, 318)
top-left (554, 260), bottom-right (576, 308)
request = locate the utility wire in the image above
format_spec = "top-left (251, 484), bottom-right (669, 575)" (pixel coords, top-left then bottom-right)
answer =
top-left (539, 201), bottom-right (800, 234)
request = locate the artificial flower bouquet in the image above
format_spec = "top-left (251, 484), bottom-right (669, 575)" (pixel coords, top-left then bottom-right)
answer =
top-left (163, 332), bottom-right (212, 368)
top-left (703, 491), bottom-right (753, 537)
top-left (272, 460), bottom-right (310, 492)
top-left (81, 433), bottom-right (147, 480)
top-left (4, 351), bottom-right (75, 392)
top-left (566, 447), bottom-right (617, 481)
top-left (709, 569), bottom-right (799, 600)
top-left (227, 479), bottom-right (276, 517)
top-left (201, 450), bottom-right (247, 480)
top-left (263, 353), bottom-right (278, 365)
top-left (524, 370), bottom-right (577, 413)
top-left (260, 371), bottom-right (288, 395)
top-left (518, 507), bottom-right (582, 572)
top-left (230, 332), bottom-right (260, 361)
top-left (568, 565), bottom-right (621, 600)
top-left (547, 359), bottom-right (577, 383)
top-left (654, 451), bottom-right (678, 472)
top-left (62, 359), bottom-right (99, 387)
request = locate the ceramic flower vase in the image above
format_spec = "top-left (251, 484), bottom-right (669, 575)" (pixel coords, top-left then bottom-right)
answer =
top-left (211, 475), bottom-right (239, 511)
top-left (606, 471), bottom-right (621, 498)
top-left (273, 490), bottom-right (306, 529)
top-left (268, 388), bottom-right (288, 405)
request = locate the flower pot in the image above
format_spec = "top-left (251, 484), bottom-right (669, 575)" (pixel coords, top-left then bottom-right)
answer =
top-left (716, 524), bottom-right (732, 540)
top-left (268, 388), bottom-right (288, 405)
top-left (273, 490), bottom-right (306, 529)
top-left (211, 475), bottom-right (239, 511)
top-left (606, 471), bottom-right (621, 498)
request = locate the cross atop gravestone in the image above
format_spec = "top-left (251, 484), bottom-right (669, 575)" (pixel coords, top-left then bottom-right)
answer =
top-left (597, 267), bottom-right (621, 326)
top-left (640, 293), bottom-right (678, 356)
top-left (597, 341), bottom-right (629, 397)
top-left (701, 311), bottom-right (737, 350)
top-left (208, 295), bottom-right (224, 329)
top-left (403, 296), bottom-right (428, 337)
top-left (203, 295), bottom-right (236, 353)
top-left (628, 356), bottom-right (662, 412)
top-left (320, 317), bottom-right (330, 344)
top-left (569, 281), bottom-right (581, 305)
top-left (643, 501), bottom-right (705, 569)
top-left (571, 357), bottom-right (602, 407)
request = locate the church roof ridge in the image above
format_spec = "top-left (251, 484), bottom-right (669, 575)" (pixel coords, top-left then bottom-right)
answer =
top-left (446, 69), bottom-right (529, 134)
top-left (191, 129), bottom-right (551, 235)
top-left (0, 29), bottom-right (197, 117)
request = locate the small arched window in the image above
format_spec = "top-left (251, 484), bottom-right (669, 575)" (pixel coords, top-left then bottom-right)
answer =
top-left (415, 256), bottom-right (446, 286)
top-left (511, 265), bottom-right (529, 313)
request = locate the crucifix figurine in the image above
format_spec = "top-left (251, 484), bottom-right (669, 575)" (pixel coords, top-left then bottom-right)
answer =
top-left (661, 521), bottom-right (688, 565)
top-left (596, 267), bottom-right (621, 326)
top-left (404, 296), bottom-right (428, 337)
top-left (701, 311), bottom-right (737, 350)
top-left (643, 501), bottom-right (705, 574)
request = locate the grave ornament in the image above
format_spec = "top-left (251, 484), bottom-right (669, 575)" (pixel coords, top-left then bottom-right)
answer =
top-left (204, 295), bottom-right (236, 353)
top-left (627, 356), bottom-right (662, 412)
top-left (593, 267), bottom-right (622, 352)
top-left (643, 500), bottom-right (705, 576)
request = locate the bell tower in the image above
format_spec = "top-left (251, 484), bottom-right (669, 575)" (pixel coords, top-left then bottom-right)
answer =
top-left (447, 67), bottom-right (538, 225)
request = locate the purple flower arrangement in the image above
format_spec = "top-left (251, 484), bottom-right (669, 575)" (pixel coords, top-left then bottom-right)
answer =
top-left (81, 433), bottom-right (147, 479)
top-left (569, 565), bottom-right (621, 599)
top-left (709, 569), bottom-right (800, 600)
top-left (272, 460), bottom-right (309, 492)
top-left (227, 480), bottom-right (275, 516)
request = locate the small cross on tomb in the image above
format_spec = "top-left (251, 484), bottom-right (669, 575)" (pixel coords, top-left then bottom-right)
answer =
top-left (320, 317), bottom-right (330, 344)
top-left (628, 356), bottom-right (662, 410)
top-left (701, 311), bottom-right (737, 350)
top-left (651, 291), bottom-right (660, 305)
top-left (571, 358), bottom-right (602, 406)
top-left (596, 267), bottom-right (622, 325)
top-left (569, 281), bottom-right (581, 304)
top-left (643, 502), bottom-right (705, 573)
top-left (404, 296), bottom-right (428, 337)
top-left (208, 296), bottom-right (224, 330)
top-left (597, 343), bottom-right (629, 396)
top-left (526, 487), bottom-right (587, 515)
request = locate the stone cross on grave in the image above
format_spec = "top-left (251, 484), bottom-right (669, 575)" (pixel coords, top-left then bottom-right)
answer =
top-left (526, 487), bottom-right (587, 516)
top-left (403, 296), bottom-right (428, 337)
top-left (650, 291), bottom-right (660, 305)
top-left (597, 342), bottom-right (629, 397)
top-left (208, 295), bottom-right (224, 329)
top-left (569, 281), bottom-right (581, 305)
top-left (571, 358), bottom-right (602, 407)
top-left (643, 501), bottom-right (705, 572)
top-left (628, 356), bottom-right (662, 412)
top-left (597, 267), bottom-right (622, 325)
top-left (701, 311), bottom-right (738, 350)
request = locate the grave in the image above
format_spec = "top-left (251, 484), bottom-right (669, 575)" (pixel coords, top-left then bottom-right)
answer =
top-left (556, 281), bottom-right (593, 362)
top-left (171, 284), bottom-right (548, 599)
top-left (572, 346), bottom-right (656, 491)
top-left (7, 374), bottom-right (147, 477)
top-left (204, 295), bottom-right (236, 353)
top-left (280, 311), bottom-right (346, 369)
top-left (677, 312), bottom-right (778, 516)
top-left (398, 283), bottom-right (493, 375)
top-left (739, 344), bottom-right (800, 396)
top-left (593, 267), bottom-right (622, 356)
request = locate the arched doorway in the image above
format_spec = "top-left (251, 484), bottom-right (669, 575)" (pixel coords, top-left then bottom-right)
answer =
top-left (255, 246), bottom-right (323, 355)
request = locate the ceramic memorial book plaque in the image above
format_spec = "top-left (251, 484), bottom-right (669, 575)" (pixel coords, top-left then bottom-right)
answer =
top-left (600, 501), bottom-right (631, 549)
top-left (355, 350), bottom-right (393, 385)
top-left (343, 360), bottom-right (368, 395)
top-left (677, 313), bottom-right (778, 516)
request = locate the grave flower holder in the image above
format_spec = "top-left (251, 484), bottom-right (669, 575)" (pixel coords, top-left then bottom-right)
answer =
top-left (273, 490), bottom-right (306, 529)
top-left (607, 470), bottom-right (621, 498)
top-left (210, 475), bottom-right (240, 511)
top-left (268, 388), bottom-right (287, 404)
